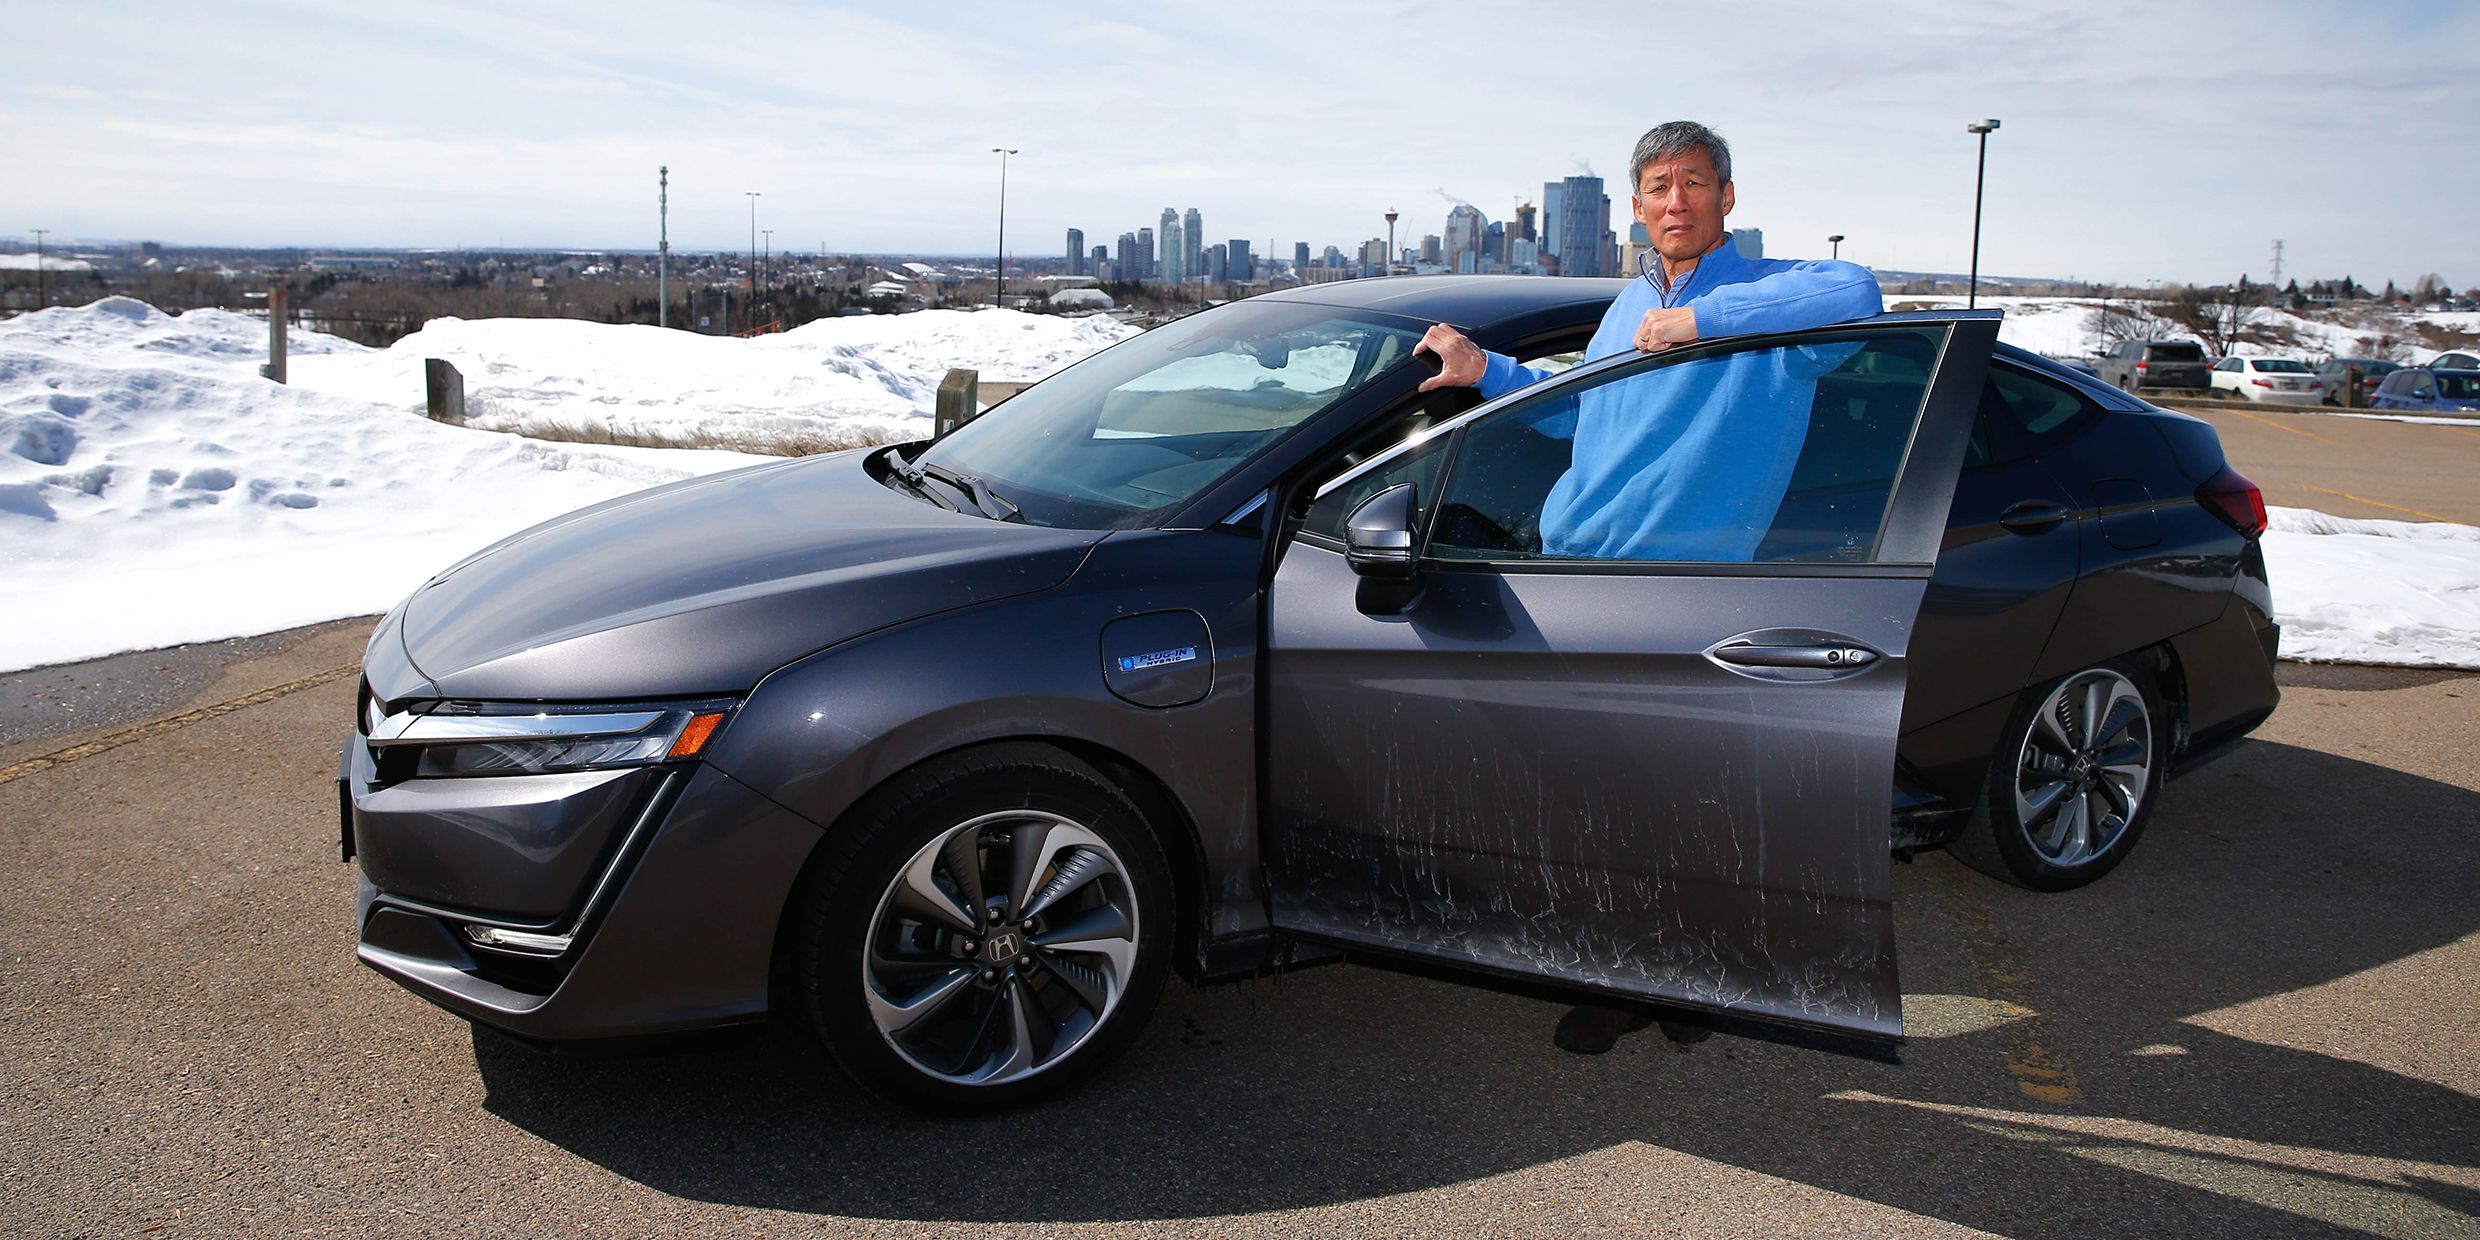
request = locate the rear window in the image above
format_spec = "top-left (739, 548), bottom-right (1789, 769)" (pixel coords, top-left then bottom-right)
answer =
top-left (2144, 343), bottom-right (2205, 362)
top-left (2250, 358), bottom-right (2310, 373)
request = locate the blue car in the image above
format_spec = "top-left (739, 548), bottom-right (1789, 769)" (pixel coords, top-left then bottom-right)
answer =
top-left (2371, 368), bottom-right (2480, 414)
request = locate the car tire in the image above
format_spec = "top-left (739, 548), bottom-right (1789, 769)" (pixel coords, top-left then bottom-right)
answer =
top-left (788, 743), bottom-right (1174, 1113)
top-left (1951, 662), bottom-right (2166, 892)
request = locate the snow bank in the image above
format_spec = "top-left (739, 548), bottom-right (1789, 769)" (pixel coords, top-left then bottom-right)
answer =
top-left (0, 300), bottom-right (1131, 672)
top-left (2264, 507), bottom-right (2480, 669)
top-left (0, 253), bottom-right (95, 272)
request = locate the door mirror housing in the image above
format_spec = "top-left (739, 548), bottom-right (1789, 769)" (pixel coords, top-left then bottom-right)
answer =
top-left (1344, 483), bottom-right (1419, 579)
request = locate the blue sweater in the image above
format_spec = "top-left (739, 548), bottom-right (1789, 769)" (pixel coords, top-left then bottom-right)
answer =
top-left (1474, 244), bottom-right (1884, 561)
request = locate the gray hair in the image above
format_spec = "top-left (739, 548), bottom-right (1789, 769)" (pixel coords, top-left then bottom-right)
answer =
top-left (1630, 122), bottom-right (1732, 189)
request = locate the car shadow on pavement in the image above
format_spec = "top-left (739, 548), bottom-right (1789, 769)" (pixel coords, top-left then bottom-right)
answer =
top-left (473, 738), bottom-right (2480, 1235)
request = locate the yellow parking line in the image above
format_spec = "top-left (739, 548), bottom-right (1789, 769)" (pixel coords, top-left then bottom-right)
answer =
top-left (2304, 485), bottom-right (2451, 524)
top-left (0, 663), bottom-right (359, 787)
top-left (1942, 898), bottom-right (2085, 1106)
top-left (2223, 405), bottom-right (2340, 444)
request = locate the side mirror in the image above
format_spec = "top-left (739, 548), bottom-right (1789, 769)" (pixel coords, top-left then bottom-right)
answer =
top-left (1344, 483), bottom-right (1419, 579)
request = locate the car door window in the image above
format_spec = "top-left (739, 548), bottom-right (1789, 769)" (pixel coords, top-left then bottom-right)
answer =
top-left (1423, 326), bottom-right (1949, 564)
top-left (1293, 329), bottom-right (1594, 544)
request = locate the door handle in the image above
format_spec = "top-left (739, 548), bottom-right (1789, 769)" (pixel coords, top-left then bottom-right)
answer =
top-left (1710, 643), bottom-right (1878, 669)
top-left (1998, 499), bottom-right (2071, 533)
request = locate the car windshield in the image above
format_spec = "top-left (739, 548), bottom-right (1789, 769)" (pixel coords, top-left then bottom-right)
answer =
top-left (912, 302), bottom-right (1427, 529)
top-left (2251, 358), bottom-right (2310, 373)
top-left (2436, 373), bottom-right (2480, 399)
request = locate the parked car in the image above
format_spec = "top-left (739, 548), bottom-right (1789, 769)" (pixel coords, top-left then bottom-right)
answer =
top-left (2315, 357), bottom-right (2401, 406)
top-left (341, 278), bottom-right (2280, 1110)
top-left (2372, 367), bottom-right (2480, 414)
top-left (2429, 351), bottom-right (2479, 370)
top-left (2097, 338), bottom-right (2212, 393)
top-left (2209, 355), bottom-right (2325, 404)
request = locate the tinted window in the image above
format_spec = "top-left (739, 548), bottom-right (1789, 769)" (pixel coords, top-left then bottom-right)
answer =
top-left (2251, 358), bottom-right (2311, 373)
top-left (2215, 357), bottom-right (2241, 372)
top-left (2437, 374), bottom-right (2480, 399)
top-left (1425, 326), bottom-right (1948, 564)
top-left (2144, 343), bottom-right (2205, 363)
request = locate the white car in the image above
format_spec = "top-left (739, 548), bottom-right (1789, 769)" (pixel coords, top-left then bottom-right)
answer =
top-left (2210, 356), bottom-right (2324, 405)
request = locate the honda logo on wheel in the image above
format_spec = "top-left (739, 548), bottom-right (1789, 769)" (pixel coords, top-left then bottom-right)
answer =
top-left (986, 932), bottom-right (1020, 961)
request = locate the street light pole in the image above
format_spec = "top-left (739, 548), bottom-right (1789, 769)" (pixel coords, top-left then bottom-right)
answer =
top-left (991, 147), bottom-right (1018, 306)
top-left (658, 168), bottom-right (669, 328)
top-left (1966, 119), bottom-right (2000, 309)
top-left (745, 191), bottom-right (761, 331)
top-left (1828, 233), bottom-right (1845, 260)
top-left (32, 228), bottom-right (47, 308)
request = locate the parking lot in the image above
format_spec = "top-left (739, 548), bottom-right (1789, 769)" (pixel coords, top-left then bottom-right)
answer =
top-left (1, 402), bottom-right (2475, 1238)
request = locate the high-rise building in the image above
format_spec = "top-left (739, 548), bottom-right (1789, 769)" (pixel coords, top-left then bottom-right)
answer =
top-left (1729, 228), bottom-right (1764, 260)
top-left (1092, 245), bottom-right (1109, 277)
top-left (1065, 228), bottom-right (1084, 276)
top-left (1359, 238), bottom-right (1387, 274)
top-left (1542, 182), bottom-right (1564, 264)
top-left (1207, 244), bottom-right (1227, 284)
top-left (1227, 239), bottom-right (1253, 281)
top-left (1116, 232), bottom-right (1138, 281)
top-left (1555, 175), bottom-right (1610, 276)
top-left (1159, 209), bottom-right (1184, 284)
top-left (1514, 201), bottom-right (1537, 244)
top-left (1295, 241), bottom-right (1311, 272)
top-left (1182, 208), bottom-right (1203, 282)
top-left (1483, 221), bottom-right (1507, 266)
top-left (1137, 227), bottom-right (1156, 281)
top-left (1443, 204), bottom-right (1487, 271)
top-left (1419, 235), bottom-right (1442, 265)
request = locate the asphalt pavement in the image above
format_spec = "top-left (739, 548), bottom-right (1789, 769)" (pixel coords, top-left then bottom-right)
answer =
top-left (1, 622), bottom-right (2475, 1237)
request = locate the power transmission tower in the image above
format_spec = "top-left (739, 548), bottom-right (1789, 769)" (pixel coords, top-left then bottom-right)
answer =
top-left (2270, 240), bottom-right (2284, 286)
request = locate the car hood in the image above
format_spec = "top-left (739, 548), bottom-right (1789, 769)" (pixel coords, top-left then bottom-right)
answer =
top-left (396, 450), bottom-right (1105, 701)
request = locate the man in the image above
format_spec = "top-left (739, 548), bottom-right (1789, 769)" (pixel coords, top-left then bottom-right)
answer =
top-left (1415, 122), bottom-right (1885, 1051)
top-left (1415, 121), bottom-right (1885, 563)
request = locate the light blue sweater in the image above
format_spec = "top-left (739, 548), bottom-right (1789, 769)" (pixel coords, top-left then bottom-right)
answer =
top-left (1474, 243), bottom-right (1884, 561)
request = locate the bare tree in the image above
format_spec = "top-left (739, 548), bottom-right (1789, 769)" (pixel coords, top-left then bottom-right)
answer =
top-left (2086, 299), bottom-right (2153, 352)
top-left (2160, 281), bottom-right (2265, 355)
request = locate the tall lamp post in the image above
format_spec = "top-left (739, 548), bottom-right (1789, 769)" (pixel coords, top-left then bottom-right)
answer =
top-left (744, 191), bottom-right (761, 331)
top-left (1827, 233), bottom-right (1845, 260)
top-left (658, 168), bottom-right (669, 328)
top-left (991, 147), bottom-right (1019, 306)
top-left (1966, 118), bottom-right (2000, 309)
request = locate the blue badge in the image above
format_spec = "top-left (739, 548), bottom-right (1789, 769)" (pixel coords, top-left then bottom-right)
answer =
top-left (1116, 646), bottom-right (1198, 673)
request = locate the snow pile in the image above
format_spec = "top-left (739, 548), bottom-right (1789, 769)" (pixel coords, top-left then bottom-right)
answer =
top-left (0, 300), bottom-right (1131, 672)
top-left (0, 253), bottom-right (95, 272)
top-left (1883, 293), bottom-right (2451, 363)
top-left (290, 308), bottom-right (1136, 448)
top-left (2264, 507), bottom-right (2480, 669)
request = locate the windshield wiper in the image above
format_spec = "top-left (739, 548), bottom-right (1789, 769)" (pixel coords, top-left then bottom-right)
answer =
top-left (916, 460), bottom-right (1023, 523)
top-left (881, 448), bottom-right (961, 513)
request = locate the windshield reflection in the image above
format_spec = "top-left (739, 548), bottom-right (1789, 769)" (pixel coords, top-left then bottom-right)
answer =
top-left (915, 303), bottom-right (1428, 529)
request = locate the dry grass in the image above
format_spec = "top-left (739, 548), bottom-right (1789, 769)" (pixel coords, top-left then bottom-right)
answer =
top-left (475, 415), bottom-right (913, 457)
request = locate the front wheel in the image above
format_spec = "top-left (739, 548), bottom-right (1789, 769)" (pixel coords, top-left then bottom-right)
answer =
top-left (1953, 664), bottom-right (2165, 892)
top-left (790, 744), bottom-right (1173, 1112)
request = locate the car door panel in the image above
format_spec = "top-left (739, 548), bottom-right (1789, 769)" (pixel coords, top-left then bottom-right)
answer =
top-left (1261, 315), bottom-right (1998, 1041)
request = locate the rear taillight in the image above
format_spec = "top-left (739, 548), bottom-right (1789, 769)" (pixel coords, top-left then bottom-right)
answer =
top-left (2135, 361), bottom-right (2149, 370)
top-left (2197, 466), bottom-right (2267, 538)
top-left (2250, 378), bottom-right (2272, 387)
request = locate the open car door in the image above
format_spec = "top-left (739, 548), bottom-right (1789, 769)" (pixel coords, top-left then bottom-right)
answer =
top-left (1261, 312), bottom-right (1999, 1043)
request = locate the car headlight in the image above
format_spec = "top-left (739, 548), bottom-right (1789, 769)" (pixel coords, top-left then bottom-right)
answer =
top-left (366, 701), bottom-right (734, 777)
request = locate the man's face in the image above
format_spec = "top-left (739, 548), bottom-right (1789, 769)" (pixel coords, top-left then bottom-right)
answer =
top-left (1632, 148), bottom-right (1735, 264)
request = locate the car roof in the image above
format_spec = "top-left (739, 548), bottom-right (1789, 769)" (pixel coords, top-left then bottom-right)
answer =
top-left (1255, 274), bottom-right (1631, 328)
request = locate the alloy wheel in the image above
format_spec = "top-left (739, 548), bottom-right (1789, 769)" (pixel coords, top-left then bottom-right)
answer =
top-left (862, 810), bottom-right (1141, 1087)
top-left (2011, 669), bottom-right (2153, 868)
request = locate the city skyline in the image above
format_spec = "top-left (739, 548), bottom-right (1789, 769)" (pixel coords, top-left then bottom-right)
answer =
top-left (6, 2), bottom-right (2475, 286)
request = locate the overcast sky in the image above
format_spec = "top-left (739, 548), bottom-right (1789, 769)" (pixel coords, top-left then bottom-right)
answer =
top-left (5, 0), bottom-right (2473, 286)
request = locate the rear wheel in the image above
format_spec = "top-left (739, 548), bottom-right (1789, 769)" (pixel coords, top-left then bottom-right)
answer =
top-left (790, 744), bottom-right (1173, 1112)
top-left (1953, 664), bottom-right (2164, 891)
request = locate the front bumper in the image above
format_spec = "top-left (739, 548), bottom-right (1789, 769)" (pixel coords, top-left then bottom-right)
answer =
top-left (345, 752), bottom-right (822, 1039)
